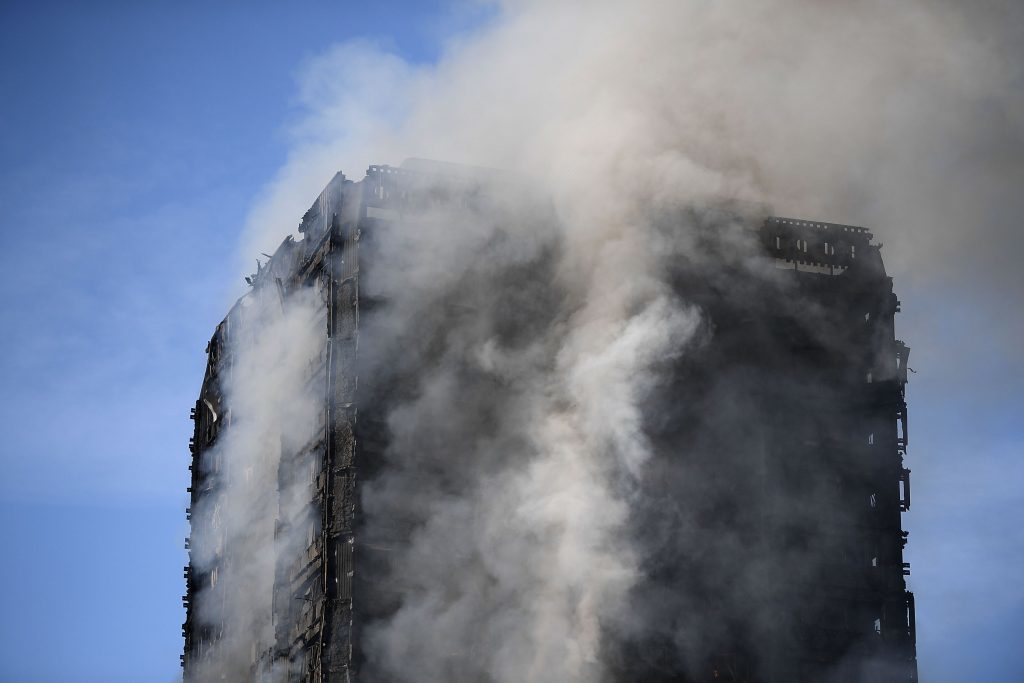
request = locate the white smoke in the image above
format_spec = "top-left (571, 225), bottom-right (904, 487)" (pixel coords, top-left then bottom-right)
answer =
top-left (245, 0), bottom-right (1022, 297)
top-left (190, 285), bottom-right (325, 680)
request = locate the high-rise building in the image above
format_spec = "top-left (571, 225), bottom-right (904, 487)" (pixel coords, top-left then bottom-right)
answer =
top-left (182, 162), bottom-right (917, 682)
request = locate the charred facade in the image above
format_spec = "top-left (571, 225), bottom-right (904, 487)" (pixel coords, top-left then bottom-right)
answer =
top-left (612, 215), bottom-right (917, 681)
top-left (182, 164), bottom-right (917, 682)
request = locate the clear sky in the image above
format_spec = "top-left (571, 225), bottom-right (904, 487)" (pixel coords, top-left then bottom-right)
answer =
top-left (0, 2), bottom-right (488, 681)
top-left (0, 2), bottom-right (1021, 682)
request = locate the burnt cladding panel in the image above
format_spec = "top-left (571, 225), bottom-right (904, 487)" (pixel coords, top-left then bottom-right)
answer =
top-left (317, 184), bottom-right (362, 682)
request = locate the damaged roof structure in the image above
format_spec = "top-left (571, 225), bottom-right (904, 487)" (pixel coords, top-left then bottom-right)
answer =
top-left (183, 161), bottom-right (917, 682)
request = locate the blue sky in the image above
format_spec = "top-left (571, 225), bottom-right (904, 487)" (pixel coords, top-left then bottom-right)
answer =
top-left (1, 2), bottom-right (1021, 682)
top-left (0, 3), bottom-right (487, 680)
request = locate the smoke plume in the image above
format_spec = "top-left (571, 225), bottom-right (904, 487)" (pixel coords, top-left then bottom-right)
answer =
top-left (198, 0), bottom-right (1022, 680)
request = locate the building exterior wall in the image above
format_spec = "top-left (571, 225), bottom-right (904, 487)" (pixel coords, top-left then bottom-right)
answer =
top-left (183, 166), bottom-right (917, 682)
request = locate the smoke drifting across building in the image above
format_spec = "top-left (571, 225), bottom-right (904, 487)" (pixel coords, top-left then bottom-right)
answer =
top-left (183, 161), bottom-right (917, 682)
